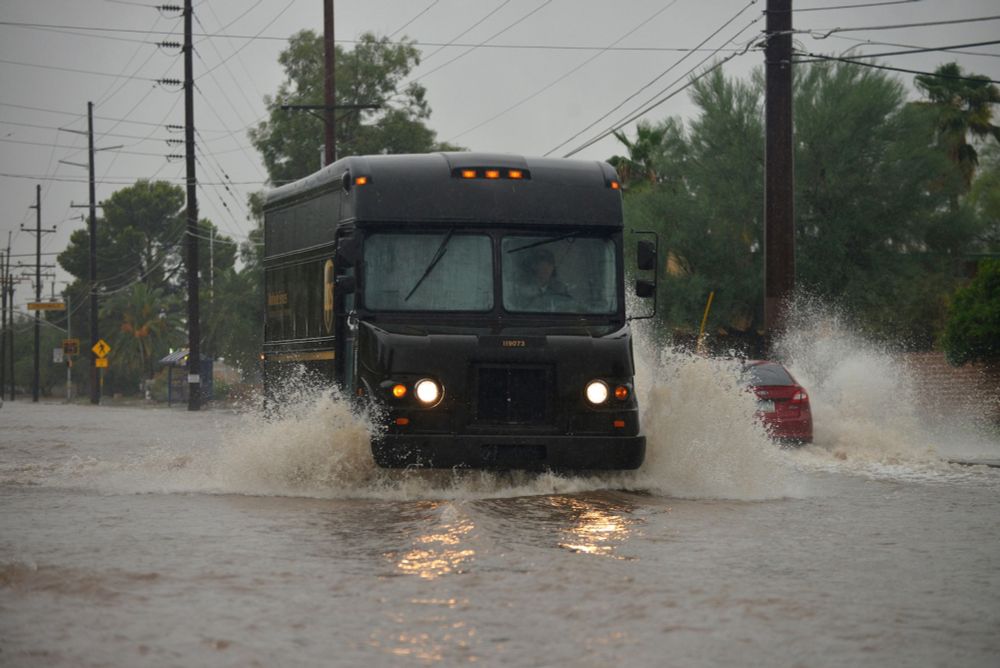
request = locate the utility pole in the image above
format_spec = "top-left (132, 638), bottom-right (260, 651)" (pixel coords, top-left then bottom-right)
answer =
top-left (184, 0), bottom-right (201, 411)
top-left (65, 291), bottom-right (72, 402)
top-left (0, 250), bottom-right (6, 400)
top-left (61, 103), bottom-right (121, 405)
top-left (87, 102), bottom-right (99, 404)
top-left (33, 185), bottom-right (41, 402)
top-left (5, 277), bottom-right (13, 402)
top-left (25, 186), bottom-right (57, 402)
top-left (4, 232), bottom-right (12, 400)
top-left (764, 0), bottom-right (795, 343)
top-left (279, 1), bottom-right (379, 165)
top-left (324, 0), bottom-right (336, 165)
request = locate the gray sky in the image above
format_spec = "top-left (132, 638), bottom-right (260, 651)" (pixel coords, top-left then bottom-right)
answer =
top-left (1, 0), bottom-right (998, 305)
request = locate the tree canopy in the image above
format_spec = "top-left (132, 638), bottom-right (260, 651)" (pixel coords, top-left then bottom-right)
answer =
top-left (249, 31), bottom-right (461, 185)
top-left (915, 63), bottom-right (1000, 199)
top-left (53, 180), bottom-right (247, 396)
top-left (615, 60), bottom-right (996, 350)
top-left (941, 259), bottom-right (1000, 366)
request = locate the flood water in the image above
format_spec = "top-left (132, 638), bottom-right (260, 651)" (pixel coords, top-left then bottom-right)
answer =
top-left (2, 327), bottom-right (999, 667)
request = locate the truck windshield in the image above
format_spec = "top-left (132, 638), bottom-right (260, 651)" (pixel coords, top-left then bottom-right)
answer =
top-left (502, 235), bottom-right (617, 314)
top-left (364, 232), bottom-right (493, 311)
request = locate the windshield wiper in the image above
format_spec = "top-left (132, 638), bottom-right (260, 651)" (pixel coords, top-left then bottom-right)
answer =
top-left (405, 228), bottom-right (456, 302)
top-left (507, 230), bottom-right (582, 253)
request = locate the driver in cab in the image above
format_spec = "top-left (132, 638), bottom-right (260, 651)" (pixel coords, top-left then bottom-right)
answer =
top-left (521, 248), bottom-right (572, 310)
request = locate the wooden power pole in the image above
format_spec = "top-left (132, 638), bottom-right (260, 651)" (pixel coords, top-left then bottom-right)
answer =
top-left (764, 0), bottom-right (795, 341)
top-left (88, 102), bottom-right (100, 404)
top-left (184, 0), bottom-right (201, 411)
top-left (324, 0), bottom-right (336, 165)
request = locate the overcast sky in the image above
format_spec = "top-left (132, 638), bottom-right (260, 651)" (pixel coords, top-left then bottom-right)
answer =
top-left (1, 0), bottom-right (998, 305)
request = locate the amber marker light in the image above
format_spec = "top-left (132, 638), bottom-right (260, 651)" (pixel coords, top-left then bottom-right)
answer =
top-left (354, 176), bottom-right (369, 186)
top-left (392, 384), bottom-right (407, 398)
top-left (610, 180), bottom-right (621, 190)
top-left (614, 385), bottom-right (629, 401)
top-left (484, 169), bottom-right (501, 179)
top-left (508, 169), bottom-right (524, 179)
top-left (395, 417), bottom-right (410, 426)
top-left (461, 169), bottom-right (477, 179)
top-left (613, 420), bottom-right (626, 429)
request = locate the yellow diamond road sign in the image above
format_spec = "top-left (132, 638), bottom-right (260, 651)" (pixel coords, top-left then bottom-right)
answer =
top-left (92, 339), bottom-right (111, 359)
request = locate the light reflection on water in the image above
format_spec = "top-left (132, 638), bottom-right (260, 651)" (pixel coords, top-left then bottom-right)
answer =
top-left (551, 496), bottom-right (635, 558)
top-left (391, 502), bottom-right (476, 580)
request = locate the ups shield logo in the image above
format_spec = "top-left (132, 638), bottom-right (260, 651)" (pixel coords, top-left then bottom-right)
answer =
top-left (324, 259), bottom-right (335, 334)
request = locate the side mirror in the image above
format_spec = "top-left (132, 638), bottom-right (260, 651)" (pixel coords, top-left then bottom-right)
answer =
top-left (635, 279), bottom-right (655, 298)
top-left (336, 235), bottom-right (360, 268)
top-left (637, 240), bottom-right (656, 271)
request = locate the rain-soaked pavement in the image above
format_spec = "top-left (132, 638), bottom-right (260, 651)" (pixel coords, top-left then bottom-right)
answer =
top-left (2, 343), bottom-right (999, 667)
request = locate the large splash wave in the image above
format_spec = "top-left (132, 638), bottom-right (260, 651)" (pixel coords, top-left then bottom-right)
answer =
top-left (7, 297), bottom-right (997, 499)
top-left (774, 299), bottom-right (999, 474)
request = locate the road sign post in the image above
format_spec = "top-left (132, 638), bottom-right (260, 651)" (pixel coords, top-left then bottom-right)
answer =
top-left (91, 339), bottom-right (111, 404)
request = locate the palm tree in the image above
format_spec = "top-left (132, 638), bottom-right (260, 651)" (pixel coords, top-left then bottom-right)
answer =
top-left (102, 283), bottom-right (178, 381)
top-left (610, 121), bottom-right (670, 189)
top-left (915, 63), bottom-right (1000, 206)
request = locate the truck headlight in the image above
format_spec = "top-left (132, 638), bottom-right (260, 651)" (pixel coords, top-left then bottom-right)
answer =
top-left (585, 380), bottom-right (609, 405)
top-left (414, 378), bottom-right (443, 405)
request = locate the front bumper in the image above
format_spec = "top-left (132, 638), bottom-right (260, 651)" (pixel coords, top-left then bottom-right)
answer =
top-left (372, 433), bottom-right (646, 471)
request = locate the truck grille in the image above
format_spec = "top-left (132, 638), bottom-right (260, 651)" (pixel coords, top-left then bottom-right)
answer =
top-left (475, 366), bottom-right (551, 425)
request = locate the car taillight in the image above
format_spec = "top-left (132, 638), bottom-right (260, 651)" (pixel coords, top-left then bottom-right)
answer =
top-left (791, 389), bottom-right (809, 405)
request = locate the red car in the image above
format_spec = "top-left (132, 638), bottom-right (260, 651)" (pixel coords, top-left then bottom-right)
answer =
top-left (743, 360), bottom-right (813, 445)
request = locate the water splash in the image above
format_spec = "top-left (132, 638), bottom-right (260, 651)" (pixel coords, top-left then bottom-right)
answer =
top-left (14, 296), bottom-right (995, 500)
top-left (201, 341), bottom-right (800, 501)
top-left (629, 338), bottom-right (798, 499)
top-left (773, 298), bottom-right (1000, 474)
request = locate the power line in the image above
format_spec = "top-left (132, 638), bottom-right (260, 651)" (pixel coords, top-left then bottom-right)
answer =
top-left (828, 33), bottom-right (1000, 59)
top-left (104, 0), bottom-right (160, 7)
top-left (410, 0), bottom-right (555, 83)
top-left (0, 101), bottom-right (234, 133)
top-left (820, 39), bottom-right (1000, 61)
top-left (193, 148), bottom-right (251, 236)
top-left (546, 0), bottom-right (761, 157)
top-left (0, 172), bottom-right (268, 186)
top-left (389, 0), bottom-right (440, 39)
top-left (95, 7), bottom-right (175, 107)
top-left (561, 11), bottom-right (764, 159)
top-left (0, 57), bottom-right (162, 82)
top-left (193, 82), bottom-right (267, 180)
top-left (95, 89), bottom-right (183, 182)
top-left (792, 51), bottom-right (1000, 84)
top-left (417, 1), bottom-right (511, 63)
top-left (0, 136), bottom-right (170, 157)
top-left (804, 14), bottom-right (1000, 40)
top-left (195, 0), bottom-right (297, 81)
top-left (0, 119), bottom-right (178, 143)
top-left (1, 20), bottom-right (757, 53)
top-left (446, 0), bottom-right (682, 143)
top-left (564, 51), bottom-right (745, 159)
top-left (192, 44), bottom-right (257, 134)
top-left (199, 1), bottom-right (268, 106)
top-left (795, 0), bottom-right (923, 11)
